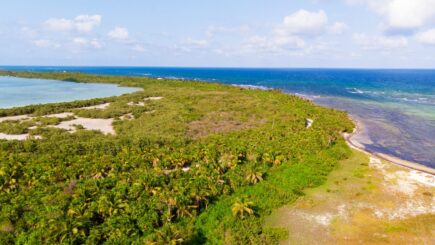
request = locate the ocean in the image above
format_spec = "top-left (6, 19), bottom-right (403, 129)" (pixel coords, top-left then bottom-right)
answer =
top-left (1, 66), bottom-right (434, 168)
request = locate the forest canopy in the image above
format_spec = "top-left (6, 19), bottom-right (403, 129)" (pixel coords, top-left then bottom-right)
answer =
top-left (0, 71), bottom-right (354, 244)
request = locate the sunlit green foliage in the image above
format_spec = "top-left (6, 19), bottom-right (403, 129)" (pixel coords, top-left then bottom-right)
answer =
top-left (0, 71), bottom-right (353, 244)
top-left (232, 199), bottom-right (254, 219)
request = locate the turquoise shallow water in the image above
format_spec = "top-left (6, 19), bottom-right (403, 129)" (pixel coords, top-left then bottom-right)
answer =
top-left (2, 67), bottom-right (434, 168)
top-left (0, 76), bottom-right (140, 109)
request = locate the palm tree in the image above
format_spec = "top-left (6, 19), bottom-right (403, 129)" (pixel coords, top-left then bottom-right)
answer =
top-left (154, 224), bottom-right (184, 245)
top-left (164, 197), bottom-right (177, 222)
top-left (246, 170), bottom-right (263, 184)
top-left (231, 199), bottom-right (254, 219)
top-left (219, 153), bottom-right (237, 169)
top-left (193, 194), bottom-right (209, 210)
top-left (176, 205), bottom-right (197, 218)
top-left (273, 155), bottom-right (285, 166)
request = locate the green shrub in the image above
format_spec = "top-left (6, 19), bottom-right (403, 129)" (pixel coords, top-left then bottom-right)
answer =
top-left (0, 71), bottom-right (354, 244)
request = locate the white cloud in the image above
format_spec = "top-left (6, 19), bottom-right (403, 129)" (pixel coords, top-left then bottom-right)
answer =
top-left (275, 10), bottom-right (329, 36)
top-left (32, 39), bottom-right (61, 48)
top-left (415, 29), bottom-right (435, 45)
top-left (242, 35), bottom-right (306, 54)
top-left (353, 33), bottom-right (408, 49)
top-left (223, 10), bottom-right (347, 56)
top-left (243, 10), bottom-right (343, 55)
top-left (90, 39), bottom-right (103, 49)
top-left (44, 15), bottom-right (102, 33)
top-left (184, 38), bottom-right (209, 48)
top-left (329, 22), bottom-right (348, 34)
top-left (72, 37), bottom-right (102, 49)
top-left (383, 0), bottom-right (435, 32)
top-left (174, 38), bottom-right (209, 53)
top-left (74, 15), bottom-right (102, 32)
top-left (170, 9), bottom-right (346, 58)
top-left (45, 18), bottom-right (73, 32)
top-left (206, 25), bottom-right (251, 37)
top-left (108, 27), bottom-right (129, 40)
top-left (346, 0), bottom-right (435, 33)
top-left (72, 37), bottom-right (87, 45)
top-left (132, 44), bottom-right (146, 52)
top-left (20, 27), bottom-right (37, 38)
top-left (271, 36), bottom-right (306, 50)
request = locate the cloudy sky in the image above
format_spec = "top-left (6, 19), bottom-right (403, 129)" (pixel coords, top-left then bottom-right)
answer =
top-left (1, 0), bottom-right (435, 68)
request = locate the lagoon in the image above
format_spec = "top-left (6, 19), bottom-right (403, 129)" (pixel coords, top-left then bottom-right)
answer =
top-left (0, 76), bottom-right (140, 109)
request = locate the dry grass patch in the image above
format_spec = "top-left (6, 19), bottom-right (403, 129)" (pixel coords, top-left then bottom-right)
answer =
top-left (266, 150), bottom-right (435, 244)
top-left (187, 111), bottom-right (267, 139)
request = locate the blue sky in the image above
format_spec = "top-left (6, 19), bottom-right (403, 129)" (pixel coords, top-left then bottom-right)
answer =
top-left (1, 0), bottom-right (435, 68)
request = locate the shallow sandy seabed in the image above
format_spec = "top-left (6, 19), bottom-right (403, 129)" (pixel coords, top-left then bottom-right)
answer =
top-left (344, 117), bottom-right (434, 175)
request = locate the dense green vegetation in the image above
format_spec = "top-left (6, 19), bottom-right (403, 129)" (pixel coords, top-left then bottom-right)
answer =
top-left (0, 71), bottom-right (354, 244)
top-left (0, 116), bottom-right (75, 135)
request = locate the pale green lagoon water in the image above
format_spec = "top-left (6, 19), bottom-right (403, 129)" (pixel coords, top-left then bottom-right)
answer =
top-left (0, 76), bottom-right (140, 109)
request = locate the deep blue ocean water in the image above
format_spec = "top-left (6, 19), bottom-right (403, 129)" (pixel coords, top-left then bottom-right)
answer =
top-left (0, 75), bottom-right (140, 109)
top-left (1, 66), bottom-right (434, 168)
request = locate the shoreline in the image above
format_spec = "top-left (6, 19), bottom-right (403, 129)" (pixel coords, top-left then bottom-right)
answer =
top-left (344, 117), bottom-right (435, 175)
top-left (230, 85), bottom-right (435, 175)
top-left (1, 73), bottom-right (433, 175)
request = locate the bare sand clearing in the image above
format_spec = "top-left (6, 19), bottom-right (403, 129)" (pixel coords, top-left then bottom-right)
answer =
top-left (0, 115), bottom-right (30, 122)
top-left (0, 115), bottom-right (37, 140)
top-left (0, 113), bottom-right (73, 123)
top-left (128, 97), bottom-right (164, 106)
top-left (42, 112), bottom-right (74, 118)
top-left (0, 133), bottom-right (42, 140)
top-left (0, 133), bottom-right (30, 140)
top-left (128, 101), bottom-right (146, 106)
top-left (144, 96), bottom-right (163, 101)
top-left (81, 103), bottom-right (111, 110)
top-left (51, 118), bottom-right (115, 135)
top-left (0, 97), bottom-right (164, 140)
top-left (0, 109), bottom-right (117, 140)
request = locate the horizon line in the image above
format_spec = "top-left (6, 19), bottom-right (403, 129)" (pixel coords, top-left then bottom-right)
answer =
top-left (1, 65), bottom-right (435, 70)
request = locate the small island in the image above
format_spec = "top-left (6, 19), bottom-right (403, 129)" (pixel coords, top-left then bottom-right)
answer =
top-left (0, 70), bottom-right (352, 243)
top-left (0, 71), bottom-right (433, 244)
top-left (2, 0), bottom-right (435, 243)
